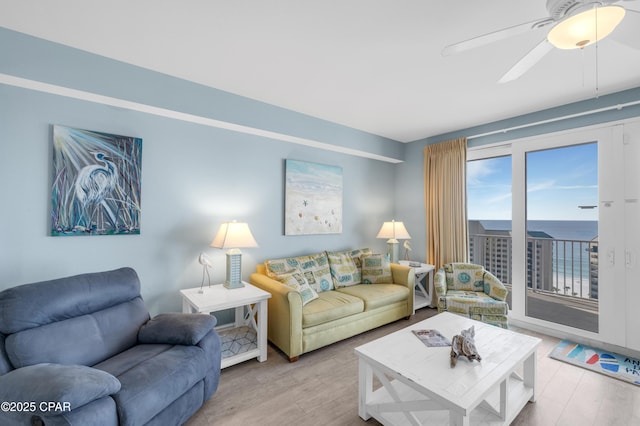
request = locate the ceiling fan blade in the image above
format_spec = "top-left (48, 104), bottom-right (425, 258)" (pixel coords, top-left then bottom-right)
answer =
top-left (442, 18), bottom-right (552, 56)
top-left (499, 39), bottom-right (554, 83)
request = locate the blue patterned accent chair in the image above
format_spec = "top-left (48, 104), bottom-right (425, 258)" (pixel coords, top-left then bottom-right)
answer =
top-left (434, 262), bottom-right (509, 328)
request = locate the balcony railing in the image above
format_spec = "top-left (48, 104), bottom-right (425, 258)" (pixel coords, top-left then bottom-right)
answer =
top-left (469, 233), bottom-right (598, 301)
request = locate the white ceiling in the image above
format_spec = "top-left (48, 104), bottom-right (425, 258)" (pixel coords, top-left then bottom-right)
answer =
top-left (1, 0), bottom-right (640, 142)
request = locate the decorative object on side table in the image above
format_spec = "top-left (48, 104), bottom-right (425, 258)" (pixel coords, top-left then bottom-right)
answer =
top-left (403, 240), bottom-right (412, 261)
top-left (198, 252), bottom-right (212, 293)
top-left (450, 326), bottom-right (481, 367)
top-left (376, 220), bottom-right (411, 263)
top-left (211, 220), bottom-right (258, 289)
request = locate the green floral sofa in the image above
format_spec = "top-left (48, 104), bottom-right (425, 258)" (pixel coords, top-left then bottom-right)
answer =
top-left (434, 262), bottom-right (509, 328)
top-left (250, 249), bottom-right (414, 361)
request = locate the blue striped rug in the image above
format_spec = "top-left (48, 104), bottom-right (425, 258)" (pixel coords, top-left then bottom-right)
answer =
top-left (549, 340), bottom-right (640, 386)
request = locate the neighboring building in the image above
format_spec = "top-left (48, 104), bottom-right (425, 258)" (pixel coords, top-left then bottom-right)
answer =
top-left (469, 220), bottom-right (553, 292)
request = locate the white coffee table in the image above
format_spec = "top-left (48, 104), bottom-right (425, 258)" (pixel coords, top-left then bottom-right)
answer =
top-left (180, 283), bottom-right (271, 369)
top-left (355, 312), bottom-right (540, 425)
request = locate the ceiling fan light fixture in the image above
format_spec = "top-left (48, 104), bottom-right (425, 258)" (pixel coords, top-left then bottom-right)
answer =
top-left (547, 5), bottom-right (625, 50)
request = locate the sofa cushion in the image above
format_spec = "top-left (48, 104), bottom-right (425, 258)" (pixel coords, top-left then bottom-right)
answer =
top-left (138, 313), bottom-right (217, 345)
top-left (5, 298), bottom-right (150, 369)
top-left (361, 254), bottom-right (392, 284)
top-left (439, 290), bottom-right (509, 316)
top-left (336, 284), bottom-right (410, 311)
top-left (265, 252), bottom-right (333, 292)
top-left (0, 363), bottom-right (120, 414)
top-left (274, 272), bottom-right (319, 305)
top-left (302, 291), bottom-right (364, 328)
top-left (326, 250), bottom-right (361, 288)
top-left (0, 267), bottom-right (142, 335)
top-left (94, 344), bottom-right (208, 426)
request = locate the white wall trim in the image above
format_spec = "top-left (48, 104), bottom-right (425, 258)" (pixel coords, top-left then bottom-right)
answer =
top-left (0, 73), bottom-right (403, 164)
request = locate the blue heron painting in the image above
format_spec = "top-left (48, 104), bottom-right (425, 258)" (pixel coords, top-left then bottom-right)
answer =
top-left (51, 125), bottom-right (142, 236)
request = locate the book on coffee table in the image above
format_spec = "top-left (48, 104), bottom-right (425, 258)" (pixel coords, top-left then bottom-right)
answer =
top-left (412, 329), bottom-right (451, 347)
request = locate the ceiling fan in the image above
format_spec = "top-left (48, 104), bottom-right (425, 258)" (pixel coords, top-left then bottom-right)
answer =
top-left (442, 0), bottom-right (640, 83)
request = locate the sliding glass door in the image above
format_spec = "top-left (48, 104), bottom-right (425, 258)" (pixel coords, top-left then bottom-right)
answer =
top-left (524, 143), bottom-right (599, 332)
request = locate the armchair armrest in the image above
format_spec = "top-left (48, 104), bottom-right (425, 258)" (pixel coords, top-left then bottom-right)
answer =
top-left (250, 271), bottom-right (303, 360)
top-left (483, 270), bottom-right (508, 301)
top-left (434, 268), bottom-right (447, 298)
top-left (138, 313), bottom-right (217, 345)
top-left (0, 363), bottom-right (120, 423)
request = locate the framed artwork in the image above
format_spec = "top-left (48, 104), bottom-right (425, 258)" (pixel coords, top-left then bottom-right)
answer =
top-left (51, 125), bottom-right (143, 236)
top-left (285, 159), bottom-right (342, 235)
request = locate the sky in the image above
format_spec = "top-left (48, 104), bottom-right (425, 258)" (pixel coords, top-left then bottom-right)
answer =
top-left (467, 142), bottom-right (598, 221)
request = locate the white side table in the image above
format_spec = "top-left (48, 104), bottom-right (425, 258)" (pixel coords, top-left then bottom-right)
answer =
top-left (399, 261), bottom-right (435, 313)
top-left (180, 282), bottom-right (271, 369)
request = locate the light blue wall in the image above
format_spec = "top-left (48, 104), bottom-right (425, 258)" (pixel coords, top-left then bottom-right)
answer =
top-left (0, 28), bottom-right (403, 314)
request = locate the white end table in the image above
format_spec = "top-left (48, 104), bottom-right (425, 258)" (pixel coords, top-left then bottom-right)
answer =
top-left (180, 282), bottom-right (271, 369)
top-left (399, 261), bottom-right (435, 313)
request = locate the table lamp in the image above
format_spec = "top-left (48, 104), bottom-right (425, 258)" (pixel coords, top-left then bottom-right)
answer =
top-left (211, 220), bottom-right (258, 289)
top-left (376, 220), bottom-right (411, 264)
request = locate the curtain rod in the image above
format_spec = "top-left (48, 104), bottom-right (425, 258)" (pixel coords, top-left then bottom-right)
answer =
top-left (467, 99), bottom-right (640, 140)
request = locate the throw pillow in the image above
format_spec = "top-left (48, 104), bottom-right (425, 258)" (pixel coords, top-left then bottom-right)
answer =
top-left (361, 253), bottom-right (392, 284)
top-left (450, 264), bottom-right (485, 291)
top-left (298, 252), bottom-right (334, 292)
top-left (326, 250), bottom-right (361, 287)
top-left (265, 253), bottom-right (333, 292)
top-left (138, 313), bottom-right (217, 345)
top-left (275, 272), bottom-right (319, 305)
top-left (264, 257), bottom-right (301, 277)
top-left (347, 248), bottom-right (372, 268)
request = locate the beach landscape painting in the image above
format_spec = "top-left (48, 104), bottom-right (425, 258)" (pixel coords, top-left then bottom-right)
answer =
top-left (51, 125), bottom-right (142, 236)
top-left (285, 159), bottom-right (342, 235)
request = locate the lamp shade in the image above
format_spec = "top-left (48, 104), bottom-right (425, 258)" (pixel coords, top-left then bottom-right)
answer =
top-left (547, 5), bottom-right (625, 50)
top-left (376, 221), bottom-right (411, 240)
top-left (210, 221), bottom-right (258, 249)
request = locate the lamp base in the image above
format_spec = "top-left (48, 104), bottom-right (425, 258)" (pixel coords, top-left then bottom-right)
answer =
top-left (387, 241), bottom-right (399, 264)
top-left (223, 280), bottom-right (245, 289)
top-left (224, 252), bottom-right (244, 289)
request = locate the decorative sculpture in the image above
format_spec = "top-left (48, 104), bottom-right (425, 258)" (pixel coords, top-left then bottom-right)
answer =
top-left (198, 252), bottom-right (212, 293)
top-left (450, 326), bottom-right (481, 367)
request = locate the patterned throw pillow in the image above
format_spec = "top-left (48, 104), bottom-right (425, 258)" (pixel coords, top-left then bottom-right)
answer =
top-left (450, 264), bottom-right (485, 292)
top-left (265, 253), bottom-right (333, 292)
top-left (326, 251), bottom-right (361, 288)
top-left (361, 253), bottom-right (392, 284)
top-left (264, 257), bottom-right (300, 277)
top-left (348, 248), bottom-right (372, 268)
top-left (274, 272), bottom-right (319, 305)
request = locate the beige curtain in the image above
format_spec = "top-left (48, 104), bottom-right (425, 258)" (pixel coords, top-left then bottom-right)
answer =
top-left (424, 137), bottom-right (468, 272)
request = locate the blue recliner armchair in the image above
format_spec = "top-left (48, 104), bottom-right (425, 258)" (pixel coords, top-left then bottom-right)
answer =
top-left (0, 267), bottom-right (221, 425)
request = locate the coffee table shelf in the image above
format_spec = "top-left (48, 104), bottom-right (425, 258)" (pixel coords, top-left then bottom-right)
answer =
top-left (364, 373), bottom-right (533, 425)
